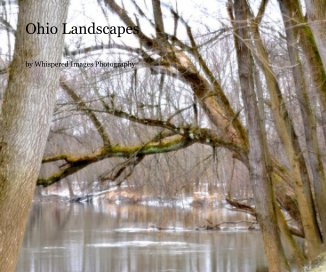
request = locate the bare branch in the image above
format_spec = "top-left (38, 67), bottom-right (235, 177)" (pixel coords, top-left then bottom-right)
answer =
top-left (60, 79), bottom-right (111, 146)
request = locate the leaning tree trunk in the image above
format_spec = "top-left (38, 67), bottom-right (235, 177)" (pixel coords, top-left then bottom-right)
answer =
top-left (305, 0), bottom-right (326, 70)
top-left (0, 1), bottom-right (69, 271)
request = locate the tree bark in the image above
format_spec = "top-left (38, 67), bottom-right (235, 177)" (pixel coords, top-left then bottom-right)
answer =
top-left (279, 0), bottom-right (326, 240)
top-left (280, 0), bottom-right (326, 148)
top-left (249, 6), bottom-right (322, 256)
top-left (0, 1), bottom-right (69, 271)
top-left (231, 0), bottom-right (289, 270)
top-left (305, 0), bottom-right (326, 70)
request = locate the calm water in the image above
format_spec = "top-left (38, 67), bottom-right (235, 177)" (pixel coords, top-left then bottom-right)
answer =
top-left (17, 200), bottom-right (267, 272)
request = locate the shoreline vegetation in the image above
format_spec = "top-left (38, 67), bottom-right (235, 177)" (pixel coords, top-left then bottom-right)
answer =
top-left (34, 188), bottom-right (259, 233)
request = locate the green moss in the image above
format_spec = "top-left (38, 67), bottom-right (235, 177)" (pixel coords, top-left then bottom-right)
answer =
top-left (111, 136), bottom-right (189, 156)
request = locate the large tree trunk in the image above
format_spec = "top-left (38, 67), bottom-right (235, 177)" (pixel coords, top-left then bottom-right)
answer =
top-left (231, 0), bottom-right (289, 270)
top-left (280, 0), bottom-right (326, 149)
top-left (0, 1), bottom-right (69, 271)
top-left (305, 0), bottom-right (326, 70)
top-left (279, 0), bottom-right (326, 241)
top-left (249, 5), bottom-right (322, 256)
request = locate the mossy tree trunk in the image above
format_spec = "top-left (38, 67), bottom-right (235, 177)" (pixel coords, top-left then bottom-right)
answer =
top-left (279, 0), bottom-right (326, 241)
top-left (247, 2), bottom-right (322, 257)
top-left (305, 0), bottom-right (326, 70)
top-left (280, 0), bottom-right (326, 147)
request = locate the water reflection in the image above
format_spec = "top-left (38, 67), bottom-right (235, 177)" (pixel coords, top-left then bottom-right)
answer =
top-left (17, 200), bottom-right (267, 272)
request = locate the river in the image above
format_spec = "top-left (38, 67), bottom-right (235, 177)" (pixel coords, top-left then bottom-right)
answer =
top-left (17, 199), bottom-right (267, 272)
